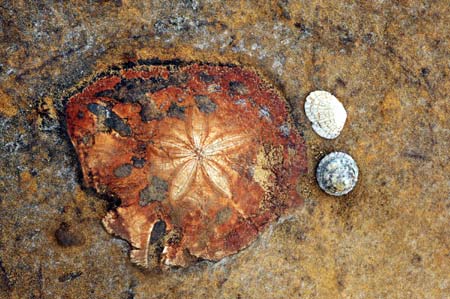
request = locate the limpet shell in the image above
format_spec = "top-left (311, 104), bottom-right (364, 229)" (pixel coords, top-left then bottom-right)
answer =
top-left (304, 90), bottom-right (347, 139)
top-left (316, 152), bottom-right (358, 196)
top-left (65, 61), bottom-right (307, 268)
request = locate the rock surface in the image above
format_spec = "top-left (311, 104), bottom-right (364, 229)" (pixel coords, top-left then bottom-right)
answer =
top-left (0, 1), bottom-right (448, 298)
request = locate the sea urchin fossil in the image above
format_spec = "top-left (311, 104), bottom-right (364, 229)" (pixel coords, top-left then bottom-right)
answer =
top-left (66, 60), bottom-right (307, 268)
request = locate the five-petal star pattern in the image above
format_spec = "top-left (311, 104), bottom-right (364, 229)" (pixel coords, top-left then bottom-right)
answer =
top-left (152, 106), bottom-right (250, 202)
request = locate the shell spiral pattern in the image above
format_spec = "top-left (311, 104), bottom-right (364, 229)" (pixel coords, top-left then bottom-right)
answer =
top-left (316, 152), bottom-right (358, 196)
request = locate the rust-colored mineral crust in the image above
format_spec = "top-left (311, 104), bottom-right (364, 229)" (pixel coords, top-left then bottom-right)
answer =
top-left (66, 61), bottom-right (307, 268)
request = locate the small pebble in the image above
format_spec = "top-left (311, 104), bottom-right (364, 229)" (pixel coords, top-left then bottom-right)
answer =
top-left (316, 152), bottom-right (358, 196)
top-left (55, 222), bottom-right (85, 247)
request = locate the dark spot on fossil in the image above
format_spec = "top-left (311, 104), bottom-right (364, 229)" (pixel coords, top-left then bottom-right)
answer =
top-left (173, 71), bottom-right (190, 84)
top-left (146, 77), bottom-right (172, 93)
top-left (80, 135), bottom-right (92, 146)
top-left (54, 222), bottom-right (85, 247)
top-left (58, 271), bottom-right (83, 283)
top-left (131, 157), bottom-right (146, 168)
top-left (215, 207), bottom-right (232, 224)
top-left (224, 229), bottom-right (243, 251)
top-left (150, 220), bottom-right (167, 244)
top-left (234, 99), bottom-right (247, 106)
top-left (105, 195), bottom-right (122, 211)
top-left (259, 106), bottom-right (271, 119)
top-left (145, 73), bottom-right (189, 94)
top-left (96, 74), bottom-right (189, 104)
top-left (140, 100), bottom-right (163, 122)
top-left (194, 95), bottom-right (217, 114)
top-left (207, 83), bottom-right (222, 93)
top-left (229, 81), bottom-right (248, 95)
top-left (96, 79), bottom-right (146, 103)
top-left (87, 103), bottom-right (132, 136)
top-left (164, 229), bottom-right (181, 247)
top-left (198, 71), bottom-right (214, 83)
top-left (135, 142), bottom-right (148, 154)
top-left (105, 113), bottom-right (132, 137)
top-left (96, 76), bottom-right (184, 103)
top-left (167, 102), bottom-right (186, 119)
top-left (87, 103), bottom-right (108, 116)
top-left (247, 166), bottom-right (255, 179)
top-left (279, 123), bottom-right (290, 137)
top-left (147, 220), bottom-right (167, 267)
top-left (77, 111), bottom-right (84, 119)
top-left (139, 176), bottom-right (169, 206)
top-left (114, 164), bottom-right (133, 178)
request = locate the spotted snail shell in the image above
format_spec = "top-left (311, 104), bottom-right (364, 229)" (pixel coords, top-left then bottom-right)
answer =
top-left (316, 152), bottom-right (359, 196)
top-left (304, 90), bottom-right (347, 139)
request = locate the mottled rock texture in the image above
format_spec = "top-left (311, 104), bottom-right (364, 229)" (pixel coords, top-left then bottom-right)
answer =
top-left (0, 1), bottom-right (448, 298)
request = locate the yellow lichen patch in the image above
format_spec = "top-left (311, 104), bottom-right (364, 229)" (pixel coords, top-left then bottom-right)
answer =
top-left (37, 96), bottom-right (58, 126)
top-left (19, 171), bottom-right (37, 194)
top-left (381, 90), bottom-right (402, 120)
top-left (254, 145), bottom-right (283, 192)
top-left (73, 186), bottom-right (88, 205)
top-left (0, 88), bottom-right (18, 117)
top-left (135, 45), bottom-right (244, 67)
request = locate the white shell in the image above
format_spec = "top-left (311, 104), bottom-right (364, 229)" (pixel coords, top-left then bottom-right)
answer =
top-left (304, 90), bottom-right (347, 139)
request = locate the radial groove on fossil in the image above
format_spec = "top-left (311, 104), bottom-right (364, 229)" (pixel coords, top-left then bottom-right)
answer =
top-left (66, 61), bottom-right (307, 268)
